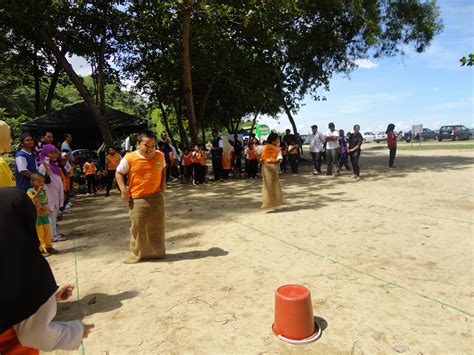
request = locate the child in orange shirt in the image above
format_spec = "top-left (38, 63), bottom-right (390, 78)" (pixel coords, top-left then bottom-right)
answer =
top-left (192, 144), bottom-right (206, 184)
top-left (260, 133), bottom-right (283, 208)
top-left (288, 135), bottom-right (299, 173)
top-left (115, 131), bottom-right (167, 264)
top-left (83, 156), bottom-right (97, 195)
top-left (246, 142), bottom-right (258, 179)
top-left (182, 147), bottom-right (194, 184)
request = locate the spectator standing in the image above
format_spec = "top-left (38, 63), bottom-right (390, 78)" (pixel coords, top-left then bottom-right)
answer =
top-left (210, 129), bottom-right (224, 182)
top-left (105, 147), bottom-right (121, 196)
top-left (60, 133), bottom-right (72, 154)
top-left (15, 133), bottom-right (37, 191)
top-left (34, 131), bottom-right (54, 165)
top-left (310, 125), bottom-right (324, 175)
top-left (325, 122), bottom-right (340, 176)
top-left (386, 123), bottom-right (397, 168)
top-left (348, 124), bottom-right (363, 180)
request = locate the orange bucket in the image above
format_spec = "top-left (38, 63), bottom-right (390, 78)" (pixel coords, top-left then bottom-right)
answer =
top-left (272, 284), bottom-right (321, 344)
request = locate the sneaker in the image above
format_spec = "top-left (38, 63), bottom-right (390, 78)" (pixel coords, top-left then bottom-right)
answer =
top-left (46, 247), bottom-right (59, 254)
top-left (53, 235), bottom-right (67, 242)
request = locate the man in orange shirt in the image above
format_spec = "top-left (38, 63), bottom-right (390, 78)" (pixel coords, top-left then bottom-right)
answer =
top-left (115, 131), bottom-right (167, 264)
top-left (105, 147), bottom-right (121, 196)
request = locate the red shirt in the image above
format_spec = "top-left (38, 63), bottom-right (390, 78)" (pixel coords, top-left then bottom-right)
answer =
top-left (387, 131), bottom-right (397, 148)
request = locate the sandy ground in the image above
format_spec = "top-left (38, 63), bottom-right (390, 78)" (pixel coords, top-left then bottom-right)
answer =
top-left (47, 144), bottom-right (473, 354)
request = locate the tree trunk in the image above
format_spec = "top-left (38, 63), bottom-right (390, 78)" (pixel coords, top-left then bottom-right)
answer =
top-left (182, 0), bottom-right (199, 144)
top-left (98, 4), bottom-right (107, 114)
top-left (158, 100), bottom-right (177, 148)
top-left (173, 100), bottom-right (188, 147)
top-left (39, 29), bottom-right (113, 147)
top-left (33, 44), bottom-right (42, 116)
top-left (280, 91), bottom-right (298, 135)
top-left (198, 75), bottom-right (217, 127)
top-left (201, 124), bottom-right (206, 144)
top-left (44, 63), bottom-right (61, 113)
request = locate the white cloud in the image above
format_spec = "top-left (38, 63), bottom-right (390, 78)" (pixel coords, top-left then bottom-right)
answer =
top-left (353, 59), bottom-right (379, 69)
top-left (429, 97), bottom-right (474, 111)
top-left (339, 93), bottom-right (399, 114)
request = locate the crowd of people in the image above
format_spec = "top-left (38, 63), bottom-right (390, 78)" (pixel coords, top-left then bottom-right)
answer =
top-left (0, 118), bottom-right (400, 353)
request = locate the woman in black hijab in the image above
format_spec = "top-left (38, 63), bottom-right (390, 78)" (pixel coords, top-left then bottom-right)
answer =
top-left (0, 187), bottom-right (93, 353)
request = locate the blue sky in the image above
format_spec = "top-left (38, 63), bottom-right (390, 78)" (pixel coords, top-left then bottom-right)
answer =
top-left (260, 0), bottom-right (474, 134)
top-left (70, 0), bottom-right (473, 135)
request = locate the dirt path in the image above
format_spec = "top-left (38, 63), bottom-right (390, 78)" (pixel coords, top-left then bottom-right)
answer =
top-left (48, 147), bottom-right (473, 354)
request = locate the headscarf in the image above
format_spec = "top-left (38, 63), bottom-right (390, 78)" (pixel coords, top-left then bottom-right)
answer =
top-left (0, 120), bottom-right (12, 154)
top-left (222, 137), bottom-right (233, 160)
top-left (39, 144), bottom-right (61, 176)
top-left (0, 187), bottom-right (58, 332)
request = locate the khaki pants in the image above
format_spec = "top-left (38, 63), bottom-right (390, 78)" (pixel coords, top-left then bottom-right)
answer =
top-left (126, 193), bottom-right (165, 263)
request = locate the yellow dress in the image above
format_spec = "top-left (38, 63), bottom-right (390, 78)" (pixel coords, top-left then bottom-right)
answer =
top-left (0, 156), bottom-right (15, 187)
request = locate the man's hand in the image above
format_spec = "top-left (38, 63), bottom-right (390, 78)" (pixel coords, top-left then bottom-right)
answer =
top-left (121, 190), bottom-right (130, 202)
top-left (55, 284), bottom-right (75, 302)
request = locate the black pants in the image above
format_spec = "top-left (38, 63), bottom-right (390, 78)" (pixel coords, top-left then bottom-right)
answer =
top-left (339, 153), bottom-right (350, 170)
top-left (193, 163), bottom-right (205, 184)
top-left (311, 152), bottom-right (322, 172)
top-left (106, 169), bottom-right (116, 193)
top-left (234, 157), bottom-right (242, 173)
top-left (389, 147), bottom-right (397, 167)
top-left (248, 159), bottom-right (258, 178)
top-left (350, 150), bottom-right (361, 176)
top-left (280, 155), bottom-right (287, 172)
top-left (171, 165), bottom-right (180, 179)
top-left (185, 165), bottom-right (193, 180)
top-left (86, 174), bottom-right (97, 194)
top-left (212, 157), bottom-right (223, 180)
top-left (289, 154), bottom-right (298, 173)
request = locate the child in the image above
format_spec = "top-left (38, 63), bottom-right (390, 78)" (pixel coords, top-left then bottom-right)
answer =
top-left (288, 135), bottom-right (299, 173)
top-left (182, 147), bottom-right (194, 184)
top-left (38, 145), bottom-right (65, 243)
top-left (115, 131), bottom-right (167, 264)
top-left (105, 147), bottom-right (121, 196)
top-left (338, 129), bottom-right (350, 171)
top-left (27, 173), bottom-right (58, 256)
top-left (246, 141), bottom-right (258, 178)
top-left (192, 144), bottom-right (205, 184)
top-left (260, 133), bottom-right (283, 209)
top-left (83, 156), bottom-right (97, 195)
top-left (279, 138), bottom-right (287, 173)
top-left (222, 138), bottom-right (233, 180)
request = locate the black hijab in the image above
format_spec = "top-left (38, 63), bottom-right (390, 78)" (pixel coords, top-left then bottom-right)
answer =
top-left (0, 187), bottom-right (58, 333)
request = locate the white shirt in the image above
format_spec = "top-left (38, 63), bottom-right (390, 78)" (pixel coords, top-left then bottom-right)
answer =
top-left (61, 142), bottom-right (72, 153)
top-left (15, 150), bottom-right (36, 172)
top-left (310, 132), bottom-right (325, 153)
top-left (116, 150), bottom-right (167, 175)
top-left (14, 293), bottom-right (83, 351)
top-left (325, 130), bottom-right (340, 150)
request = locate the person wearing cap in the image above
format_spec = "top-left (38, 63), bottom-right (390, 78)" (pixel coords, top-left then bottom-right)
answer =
top-left (324, 122), bottom-right (340, 176)
top-left (210, 129), bottom-right (224, 182)
top-left (310, 125), bottom-right (325, 175)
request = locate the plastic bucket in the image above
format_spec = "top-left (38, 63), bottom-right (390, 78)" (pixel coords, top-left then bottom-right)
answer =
top-left (272, 284), bottom-right (320, 344)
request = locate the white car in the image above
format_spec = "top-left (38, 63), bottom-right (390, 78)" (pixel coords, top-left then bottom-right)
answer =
top-left (374, 132), bottom-right (387, 143)
top-left (362, 132), bottom-right (376, 143)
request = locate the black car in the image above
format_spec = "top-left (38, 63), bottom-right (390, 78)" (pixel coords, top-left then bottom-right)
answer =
top-left (403, 128), bottom-right (437, 142)
top-left (438, 125), bottom-right (472, 141)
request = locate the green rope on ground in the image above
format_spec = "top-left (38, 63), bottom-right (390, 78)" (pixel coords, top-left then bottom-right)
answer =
top-left (71, 208), bottom-right (86, 355)
top-left (232, 219), bottom-right (474, 318)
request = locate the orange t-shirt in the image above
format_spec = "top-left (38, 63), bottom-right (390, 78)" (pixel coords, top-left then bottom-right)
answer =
top-left (183, 153), bottom-right (193, 166)
top-left (246, 147), bottom-right (257, 160)
top-left (0, 328), bottom-right (38, 355)
top-left (222, 155), bottom-right (231, 170)
top-left (193, 151), bottom-right (206, 166)
top-left (106, 154), bottom-right (121, 170)
top-left (83, 162), bottom-right (96, 175)
top-left (261, 144), bottom-right (280, 163)
top-left (126, 150), bottom-right (165, 198)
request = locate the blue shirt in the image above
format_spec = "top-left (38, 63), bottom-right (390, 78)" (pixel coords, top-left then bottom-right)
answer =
top-left (15, 150), bottom-right (37, 191)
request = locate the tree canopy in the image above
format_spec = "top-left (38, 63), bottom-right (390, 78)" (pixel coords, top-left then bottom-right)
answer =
top-left (0, 0), bottom-right (443, 145)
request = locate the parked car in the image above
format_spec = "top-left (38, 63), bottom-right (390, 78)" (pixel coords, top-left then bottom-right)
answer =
top-left (71, 149), bottom-right (97, 166)
top-left (404, 128), bottom-right (437, 142)
top-left (374, 132), bottom-right (387, 143)
top-left (438, 125), bottom-right (472, 141)
top-left (362, 132), bottom-right (376, 143)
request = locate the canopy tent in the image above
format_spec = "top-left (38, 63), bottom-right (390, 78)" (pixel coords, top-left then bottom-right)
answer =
top-left (21, 102), bottom-right (148, 149)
